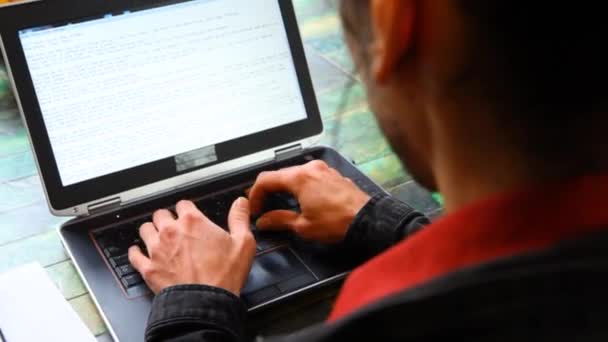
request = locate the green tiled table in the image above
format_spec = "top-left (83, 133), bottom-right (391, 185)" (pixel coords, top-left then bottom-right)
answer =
top-left (0, 1), bottom-right (441, 341)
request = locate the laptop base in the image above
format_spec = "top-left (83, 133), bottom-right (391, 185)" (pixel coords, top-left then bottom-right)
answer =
top-left (60, 147), bottom-right (383, 342)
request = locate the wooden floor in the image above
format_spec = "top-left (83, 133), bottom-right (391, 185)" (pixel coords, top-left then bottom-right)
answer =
top-left (0, 1), bottom-right (441, 340)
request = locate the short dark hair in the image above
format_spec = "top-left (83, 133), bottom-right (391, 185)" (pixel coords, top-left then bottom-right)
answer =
top-left (340, 1), bottom-right (608, 174)
top-left (459, 1), bottom-right (606, 117)
top-left (460, 1), bottom-right (608, 172)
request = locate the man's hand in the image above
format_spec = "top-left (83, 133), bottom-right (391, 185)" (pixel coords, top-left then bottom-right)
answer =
top-left (249, 160), bottom-right (371, 243)
top-left (128, 198), bottom-right (256, 295)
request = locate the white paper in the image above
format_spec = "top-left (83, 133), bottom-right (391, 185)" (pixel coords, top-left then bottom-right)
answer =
top-left (0, 263), bottom-right (96, 342)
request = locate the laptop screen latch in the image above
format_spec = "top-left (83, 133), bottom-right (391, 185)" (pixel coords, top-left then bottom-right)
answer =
top-left (87, 196), bottom-right (121, 215)
top-left (275, 143), bottom-right (303, 161)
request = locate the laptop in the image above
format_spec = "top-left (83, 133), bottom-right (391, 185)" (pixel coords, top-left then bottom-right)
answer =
top-left (0, 0), bottom-right (385, 340)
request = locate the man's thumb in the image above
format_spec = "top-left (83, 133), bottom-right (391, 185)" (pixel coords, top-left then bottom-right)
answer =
top-left (228, 197), bottom-right (251, 235)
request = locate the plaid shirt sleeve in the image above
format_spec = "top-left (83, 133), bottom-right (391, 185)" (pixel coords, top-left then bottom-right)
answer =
top-left (343, 193), bottom-right (430, 258)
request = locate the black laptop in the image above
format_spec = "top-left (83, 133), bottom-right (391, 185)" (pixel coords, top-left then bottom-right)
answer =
top-left (0, 0), bottom-right (385, 340)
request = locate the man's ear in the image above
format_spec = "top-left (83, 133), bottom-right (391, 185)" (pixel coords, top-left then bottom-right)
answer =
top-left (370, 0), bottom-right (416, 83)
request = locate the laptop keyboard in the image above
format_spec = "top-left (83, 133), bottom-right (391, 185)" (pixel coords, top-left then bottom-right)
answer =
top-left (92, 185), bottom-right (299, 298)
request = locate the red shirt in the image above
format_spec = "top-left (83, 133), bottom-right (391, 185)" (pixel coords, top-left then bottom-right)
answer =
top-left (329, 174), bottom-right (608, 321)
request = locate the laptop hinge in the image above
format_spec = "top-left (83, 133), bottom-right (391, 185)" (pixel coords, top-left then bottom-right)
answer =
top-left (87, 197), bottom-right (122, 215)
top-left (275, 143), bottom-right (303, 161)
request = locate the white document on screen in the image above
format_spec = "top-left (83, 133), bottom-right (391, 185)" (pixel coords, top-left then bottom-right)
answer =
top-left (19, 0), bottom-right (308, 186)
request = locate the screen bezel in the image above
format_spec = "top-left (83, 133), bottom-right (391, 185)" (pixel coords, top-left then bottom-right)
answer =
top-left (0, 0), bottom-right (322, 211)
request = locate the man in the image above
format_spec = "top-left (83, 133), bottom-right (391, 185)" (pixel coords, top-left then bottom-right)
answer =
top-left (128, 0), bottom-right (608, 341)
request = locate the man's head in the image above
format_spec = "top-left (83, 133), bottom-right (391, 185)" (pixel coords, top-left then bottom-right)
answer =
top-left (338, 0), bottom-right (608, 207)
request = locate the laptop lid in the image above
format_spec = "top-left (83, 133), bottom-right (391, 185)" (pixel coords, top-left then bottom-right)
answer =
top-left (0, 0), bottom-right (322, 216)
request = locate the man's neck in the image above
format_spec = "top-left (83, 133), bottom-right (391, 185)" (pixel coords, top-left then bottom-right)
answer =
top-left (431, 126), bottom-right (553, 213)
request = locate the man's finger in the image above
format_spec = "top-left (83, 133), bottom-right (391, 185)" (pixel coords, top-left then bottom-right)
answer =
top-left (153, 209), bottom-right (176, 230)
top-left (249, 168), bottom-right (302, 214)
top-left (140, 222), bottom-right (159, 248)
top-left (256, 210), bottom-right (301, 232)
top-left (228, 197), bottom-right (251, 236)
top-left (328, 167), bottom-right (342, 177)
top-left (128, 245), bottom-right (151, 274)
top-left (175, 200), bottom-right (204, 218)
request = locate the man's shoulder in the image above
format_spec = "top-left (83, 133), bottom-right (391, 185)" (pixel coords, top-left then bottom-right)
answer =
top-left (268, 232), bottom-right (608, 342)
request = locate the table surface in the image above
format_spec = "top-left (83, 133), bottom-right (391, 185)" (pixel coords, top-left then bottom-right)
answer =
top-left (0, 1), bottom-right (441, 340)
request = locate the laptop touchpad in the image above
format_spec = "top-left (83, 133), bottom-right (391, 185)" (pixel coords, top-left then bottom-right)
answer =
top-left (242, 248), bottom-right (316, 307)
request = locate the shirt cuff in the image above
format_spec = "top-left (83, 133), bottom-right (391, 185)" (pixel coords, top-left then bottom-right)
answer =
top-left (146, 284), bottom-right (247, 341)
top-left (343, 193), bottom-right (429, 257)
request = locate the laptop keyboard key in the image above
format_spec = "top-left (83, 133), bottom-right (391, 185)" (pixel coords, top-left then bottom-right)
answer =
top-left (253, 227), bottom-right (289, 252)
top-left (110, 254), bottom-right (129, 268)
top-left (103, 246), bottom-right (121, 258)
top-left (285, 197), bottom-right (299, 209)
top-left (116, 264), bottom-right (136, 277)
top-left (121, 273), bottom-right (144, 288)
top-left (126, 283), bottom-right (151, 298)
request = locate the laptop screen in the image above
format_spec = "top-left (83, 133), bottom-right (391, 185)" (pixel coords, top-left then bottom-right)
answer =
top-left (17, 0), bottom-right (308, 186)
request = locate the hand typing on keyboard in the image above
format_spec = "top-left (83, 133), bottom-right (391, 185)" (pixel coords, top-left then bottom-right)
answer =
top-left (249, 160), bottom-right (371, 243)
top-left (128, 198), bottom-right (256, 295)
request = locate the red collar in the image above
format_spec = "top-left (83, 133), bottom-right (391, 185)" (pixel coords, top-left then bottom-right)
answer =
top-left (329, 174), bottom-right (608, 321)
